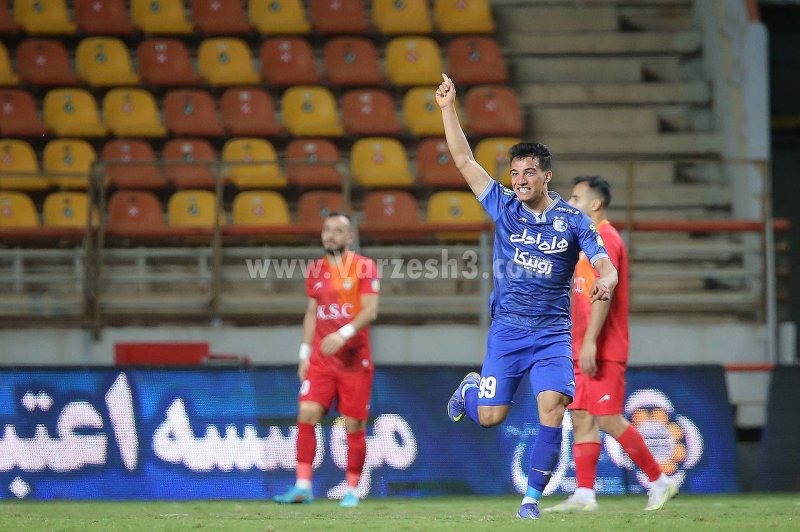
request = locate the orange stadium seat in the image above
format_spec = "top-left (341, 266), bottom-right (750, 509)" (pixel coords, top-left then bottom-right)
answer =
top-left (167, 190), bottom-right (218, 228)
top-left (427, 190), bottom-right (485, 240)
top-left (0, 192), bottom-right (39, 228)
top-left (0, 89), bottom-right (48, 137)
top-left (434, 0), bottom-right (494, 34)
top-left (249, 0), bottom-right (310, 35)
top-left (232, 191), bottom-right (290, 227)
top-left (43, 191), bottom-right (89, 228)
top-left (0, 42), bottom-right (18, 85)
top-left (43, 89), bottom-right (107, 137)
top-left (14, 0), bottom-right (76, 35)
top-left (281, 86), bottom-right (343, 137)
top-left (351, 138), bottom-right (414, 188)
top-left (363, 190), bottom-right (420, 227)
top-left (102, 140), bottom-right (166, 189)
top-left (0, 0), bottom-right (20, 35)
top-left (163, 138), bottom-right (217, 188)
top-left (164, 89), bottom-right (224, 137)
top-left (43, 139), bottom-right (97, 189)
top-left (475, 137), bottom-right (521, 186)
top-left (465, 86), bottom-right (524, 137)
top-left (341, 89), bottom-right (402, 136)
top-left (193, 0), bottom-right (252, 35)
top-left (416, 137), bottom-right (463, 188)
top-left (103, 89), bottom-right (166, 138)
top-left (447, 37), bottom-right (508, 85)
top-left (385, 37), bottom-right (442, 86)
top-left (131, 0), bottom-right (192, 34)
top-left (107, 190), bottom-right (166, 235)
top-left (310, 0), bottom-right (368, 34)
top-left (372, 0), bottom-right (432, 35)
top-left (222, 138), bottom-right (286, 189)
top-left (0, 140), bottom-right (47, 190)
top-left (16, 39), bottom-right (79, 86)
top-left (324, 38), bottom-right (385, 87)
top-left (198, 38), bottom-right (260, 86)
top-left (298, 191), bottom-right (345, 223)
top-left (260, 37), bottom-right (319, 86)
top-left (402, 87), bottom-right (444, 136)
top-left (74, 0), bottom-right (136, 35)
top-left (76, 37), bottom-right (140, 87)
top-left (285, 139), bottom-right (343, 188)
top-left (138, 39), bottom-right (202, 87)
top-left (220, 87), bottom-right (281, 137)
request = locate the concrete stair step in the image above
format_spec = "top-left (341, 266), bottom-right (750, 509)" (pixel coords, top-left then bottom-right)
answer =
top-left (538, 133), bottom-right (720, 156)
top-left (550, 160), bottom-right (676, 186)
top-left (494, 6), bottom-right (618, 33)
top-left (527, 107), bottom-right (659, 135)
top-left (519, 82), bottom-right (710, 105)
top-left (620, 5), bottom-right (694, 31)
top-left (503, 31), bottom-right (701, 55)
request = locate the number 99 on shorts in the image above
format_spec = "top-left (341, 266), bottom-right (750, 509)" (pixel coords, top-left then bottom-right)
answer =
top-left (478, 376), bottom-right (497, 399)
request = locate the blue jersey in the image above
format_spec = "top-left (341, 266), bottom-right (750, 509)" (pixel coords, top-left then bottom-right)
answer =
top-left (478, 179), bottom-right (608, 331)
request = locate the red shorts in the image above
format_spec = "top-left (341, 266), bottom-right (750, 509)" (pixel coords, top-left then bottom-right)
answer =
top-left (300, 359), bottom-right (373, 421)
top-left (568, 360), bottom-right (626, 416)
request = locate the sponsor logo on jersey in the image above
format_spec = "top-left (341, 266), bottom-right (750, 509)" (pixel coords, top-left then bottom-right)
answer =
top-left (555, 206), bottom-right (577, 214)
top-left (371, 279), bottom-right (380, 292)
top-left (509, 228), bottom-right (568, 254)
top-left (512, 248), bottom-right (554, 276)
top-left (343, 278), bottom-right (353, 290)
top-left (317, 303), bottom-right (354, 320)
top-left (553, 217), bottom-right (567, 232)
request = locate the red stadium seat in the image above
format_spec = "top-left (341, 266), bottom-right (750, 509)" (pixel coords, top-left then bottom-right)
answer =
top-left (363, 190), bottom-right (420, 227)
top-left (16, 39), bottom-right (79, 86)
top-left (164, 89), bottom-right (225, 137)
top-left (464, 86), bottom-right (524, 137)
top-left (0, 0), bottom-right (20, 35)
top-left (138, 39), bottom-right (202, 87)
top-left (192, 0), bottom-right (251, 35)
top-left (260, 37), bottom-right (319, 86)
top-left (162, 138), bottom-right (217, 189)
top-left (74, 0), bottom-right (135, 35)
top-left (220, 87), bottom-right (281, 137)
top-left (107, 191), bottom-right (166, 236)
top-left (310, 0), bottom-right (369, 34)
top-left (341, 89), bottom-right (402, 136)
top-left (285, 139), bottom-right (343, 188)
top-left (0, 89), bottom-right (48, 137)
top-left (416, 138), bottom-right (463, 188)
top-left (447, 37), bottom-right (508, 85)
top-left (102, 140), bottom-right (166, 189)
top-left (297, 191), bottom-right (345, 224)
top-left (324, 37), bottom-right (385, 87)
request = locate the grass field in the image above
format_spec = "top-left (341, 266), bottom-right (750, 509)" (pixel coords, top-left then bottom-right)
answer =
top-left (0, 494), bottom-right (798, 531)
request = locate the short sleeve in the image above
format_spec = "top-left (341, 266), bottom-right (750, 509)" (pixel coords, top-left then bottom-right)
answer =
top-left (305, 266), bottom-right (316, 298)
top-left (358, 258), bottom-right (380, 294)
top-left (576, 212), bottom-right (609, 266)
top-left (601, 227), bottom-right (623, 270)
top-left (477, 179), bottom-right (513, 222)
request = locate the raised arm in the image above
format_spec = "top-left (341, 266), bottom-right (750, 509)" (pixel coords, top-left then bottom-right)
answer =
top-left (436, 73), bottom-right (492, 196)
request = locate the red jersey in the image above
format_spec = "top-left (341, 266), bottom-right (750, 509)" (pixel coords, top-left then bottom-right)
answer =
top-left (571, 220), bottom-right (629, 362)
top-left (305, 252), bottom-right (380, 369)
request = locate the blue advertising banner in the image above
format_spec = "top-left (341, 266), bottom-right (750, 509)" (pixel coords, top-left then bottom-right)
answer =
top-left (0, 366), bottom-right (737, 500)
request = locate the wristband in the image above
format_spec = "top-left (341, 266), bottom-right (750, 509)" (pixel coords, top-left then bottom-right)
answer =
top-left (298, 343), bottom-right (311, 361)
top-left (338, 323), bottom-right (356, 340)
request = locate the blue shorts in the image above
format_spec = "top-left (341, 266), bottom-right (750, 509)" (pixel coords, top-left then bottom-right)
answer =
top-left (478, 320), bottom-right (575, 406)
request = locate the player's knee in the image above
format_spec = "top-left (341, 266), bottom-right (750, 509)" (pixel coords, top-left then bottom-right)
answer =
top-left (477, 408), bottom-right (506, 427)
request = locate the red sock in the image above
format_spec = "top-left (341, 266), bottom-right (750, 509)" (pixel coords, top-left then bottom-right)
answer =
top-left (573, 441), bottom-right (601, 490)
top-left (617, 425), bottom-right (662, 482)
top-left (296, 422), bottom-right (316, 482)
top-left (346, 429), bottom-right (367, 488)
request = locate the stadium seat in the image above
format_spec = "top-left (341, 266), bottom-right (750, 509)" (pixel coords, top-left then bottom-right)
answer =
top-left (427, 190), bottom-right (485, 240)
top-left (447, 37), bottom-right (508, 85)
top-left (43, 139), bottom-right (97, 189)
top-left (14, 0), bottom-right (76, 34)
top-left (363, 190), bottom-right (420, 228)
top-left (351, 138), bottom-right (414, 188)
top-left (131, 0), bottom-right (192, 34)
top-left (372, 0), bottom-right (432, 35)
top-left (0, 0), bottom-right (20, 35)
top-left (0, 140), bottom-right (47, 190)
top-left (138, 39), bottom-right (202, 87)
top-left (310, 0), bottom-right (368, 34)
top-left (232, 191), bottom-right (290, 226)
top-left (163, 138), bottom-right (217, 188)
top-left (465, 86), bottom-right (524, 137)
top-left (0, 192), bottom-right (38, 228)
top-left (416, 137), bottom-right (463, 188)
top-left (385, 37), bottom-right (442, 86)
top-left (74, 0), bottom-right (136, 35)
top-left (164, 89), bottom-right (224, 137)
top-left (107, 190), bottom-right (166, 235)
top-left (281, 86), bottom-right (343, 137)
top-left (76, 37), bottom-right (140, 87)
top-left (249, 0), bottom-right (310, 35)
top-left (102, 140), bottom-right (166, 189)
top-left (222, 138), bottom-right (286, 189)
top-left (341, 89), bottom-right (402, 136)
top-left (43, 191), bottom-right (89, 228)
top-left (285, 139), bottom-right (343, 188)
top-left (167, 190), bottom-right (218, 228)
top-left (220, 87), bottom-right (281, 137)
top-left (103, 89), bottom-right (166, 138)
top-left (475, 137), bottom-right (521, 186)
top-left (198, 38), bottom-right (260, 86)
top-left (43, 89), bottom-right (107, 137)
top-left (260, 37), bottom-right (319, 86)
top-left (0, 42), bottom-right (18, 85)
top-left (0, 89), bottom-right (48, 137)
top-left (297, 191), bottom-right (344, 224)
top-left (324, 38), bottom-right (385, 87)
top-left (402, 87), bottom-right (445, 136)
top-left (16, 39), bottom-right (79, 86)
top-left (434, 0), bottom-right (494, 34)
top-left (192, 0), bottom-right (251, 35)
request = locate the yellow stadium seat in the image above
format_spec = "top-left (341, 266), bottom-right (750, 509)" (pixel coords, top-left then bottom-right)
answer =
top-left (351, 138), bottom-right (414, 188)
top-left (249, 0), bottom-right (310, 35)
top-left (0, 140), bottom-right (47, 190)
top-left (14, 0), bottom-right (76, 35)
top-left (385, 37), bottom-right (442, 86)
top-left (281, 86), bottom-right (343, 137)
top-left (475, 137), bottom-right (521, 186)
top-left (372, 0), bottom-right (432, 35)
top-left (43, 139), bottom-right (97, 189)
top-left (402, 87), bottom-right (444, 136)
top-left (232, 191), bottom-right (290, 226)
top-left (222, 138), bottom-right (286, 189)
top-left (434, 0), bottom-right (494, 34)
top-left (427, 190), bottom-right (485, 240)
top-left (43, 191), bottom-right (89, 228)
top-left (76, 38), bottom-right (139, 87)
top-left (131, 0), bottom-right (192, 34)
top-left (0, 43), bottom-right (19, 85)
top-left (0, 192), bottom-right (39, 228)
top-left (198, 38), bottom-right (259, 86)
top-left (167, 190), bottom-right (219, 228)
top-left (103, 89), bottom-right (166, 138)
top-left (43, 89), bottom-right (107, 137)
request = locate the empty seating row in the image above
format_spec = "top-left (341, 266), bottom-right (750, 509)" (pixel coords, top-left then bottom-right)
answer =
top-left (0, 0), bottom-right (493, 37)
top-left (0, 85), bottom-right (522, 138)
top-left (0, 36), bottom-right (507, 88)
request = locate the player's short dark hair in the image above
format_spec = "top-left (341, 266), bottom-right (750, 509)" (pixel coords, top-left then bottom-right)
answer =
top-left (573, 175), bottom-right (612, 208)
top-left (325, 211), bottom-right (352, 223)
top-left (508, 142), bottom-right (552, 171)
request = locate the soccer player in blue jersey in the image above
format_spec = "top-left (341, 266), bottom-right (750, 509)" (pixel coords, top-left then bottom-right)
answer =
top-left (436, 73), bottom-right (619, 520)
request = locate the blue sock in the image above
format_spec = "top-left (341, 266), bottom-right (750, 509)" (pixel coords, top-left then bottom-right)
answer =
top-left (464, 385), bottom-right (480, 424)
top-left (526, 424), bottom-right (563, 496)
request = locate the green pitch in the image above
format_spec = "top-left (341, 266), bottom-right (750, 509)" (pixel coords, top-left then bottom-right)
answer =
top-left (0, 494), bottom-right (797, 531)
